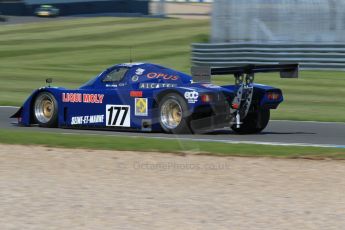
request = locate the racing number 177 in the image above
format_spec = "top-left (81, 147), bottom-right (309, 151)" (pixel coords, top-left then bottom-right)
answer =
top-left (106, 105), bottom-right (130, 127)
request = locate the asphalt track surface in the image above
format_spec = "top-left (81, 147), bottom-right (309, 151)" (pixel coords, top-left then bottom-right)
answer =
top-left (1, 106), bottom-right (344, 148)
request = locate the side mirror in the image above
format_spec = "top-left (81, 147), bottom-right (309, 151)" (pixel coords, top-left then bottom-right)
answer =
top-left (46, 78), bottom-right (53, 87)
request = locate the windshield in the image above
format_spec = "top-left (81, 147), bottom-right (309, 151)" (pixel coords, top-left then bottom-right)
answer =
top-left (102, 67), bottom-right (128, 82)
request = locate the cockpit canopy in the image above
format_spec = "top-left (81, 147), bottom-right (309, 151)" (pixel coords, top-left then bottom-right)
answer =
top-left (80, 63), bottom-right (192, 89)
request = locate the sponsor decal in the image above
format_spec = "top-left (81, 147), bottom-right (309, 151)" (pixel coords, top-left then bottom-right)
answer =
top-left (202, 83), bottom-right (221, 89)
top-left (62, 93), bottom-right (82, 103)
top-left (83, 94), bottom-right (104, 103)
top-left (62, 93), bottom-right (104, 104)
top-left (130, 91), bottom-right (143, 97)
top-left (71, 115), bottom-right (104, 125)
top-left (131, 75), bottom-right (139, 82)
top-left (135, 68), bottom-right (145, 75)
top-left (146, 72), bottom-right (179, 81)
top-left (106, 84), bottom-right (118, 88)
top-left (135, 98), bottom-right (148, 116)
top-left (139, 83), bottom-right (177, 89)
top-left (184, 91), bottom-right (199, 103)
top-left (106, 105), bottom-right (130, 127)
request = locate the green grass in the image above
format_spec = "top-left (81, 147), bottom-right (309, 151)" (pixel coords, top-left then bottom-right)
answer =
top-left (0, 17), bottom-right (209, 105)
top-left (0, 129), bottom-right (344, 159)
top-left (0, 17), bottom-right (344, 122)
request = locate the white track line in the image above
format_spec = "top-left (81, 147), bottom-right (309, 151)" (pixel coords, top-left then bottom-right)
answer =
top-left (0, 106), bottom-right (20, 108)
top-left (272, 120), bottom-right (345, 125)
top-left (61, 132), bottom-right (345, 149)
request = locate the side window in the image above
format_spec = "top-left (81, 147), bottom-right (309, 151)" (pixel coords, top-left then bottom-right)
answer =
top-left (103, 68), bottom-right (128, 82)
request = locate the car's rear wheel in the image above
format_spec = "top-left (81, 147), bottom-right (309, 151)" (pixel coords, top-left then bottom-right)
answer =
top-left (33, 92), bottom-right (58, 127)
top-left (231, 108), bottom-right (270, 134)
top-left (159, 93), bottom-right (191, 134)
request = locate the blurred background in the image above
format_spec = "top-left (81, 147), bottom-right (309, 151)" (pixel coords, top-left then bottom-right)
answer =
top-left (3, 0), bottom-right (345, 43)
top-left (212, 0), bottom-right (345, 43)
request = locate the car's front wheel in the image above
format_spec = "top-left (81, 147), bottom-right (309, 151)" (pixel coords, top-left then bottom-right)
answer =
top-left (159, 93), bottom-right (191, 134)
top-left (231, 108), bottom-right (270, 134)
top-left (33, 92), bottom-right (58, 127)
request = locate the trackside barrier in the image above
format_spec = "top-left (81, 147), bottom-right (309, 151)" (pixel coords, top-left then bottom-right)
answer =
top-left (192, 43), bottom-right (345, 70)
top-left (151, 0), bottom-right (213, 2)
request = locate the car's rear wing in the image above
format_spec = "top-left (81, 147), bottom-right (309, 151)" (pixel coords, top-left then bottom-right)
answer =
top-left (191, 63), bottom-right (299, 82)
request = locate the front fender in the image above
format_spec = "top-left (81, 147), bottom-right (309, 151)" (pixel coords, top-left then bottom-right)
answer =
top-left (13, 87), bottom-right (65, 126)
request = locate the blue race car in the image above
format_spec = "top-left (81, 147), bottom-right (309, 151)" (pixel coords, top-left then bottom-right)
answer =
top-left (11, 63), bottom-right (298, 134)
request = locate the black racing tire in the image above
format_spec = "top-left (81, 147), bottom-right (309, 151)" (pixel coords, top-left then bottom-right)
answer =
top-left (158, 93), bottom-right (191, 134)
top-left (33, 92), bottom-right (58, 127)
top-left (231, 108), bottom-right (270, 134)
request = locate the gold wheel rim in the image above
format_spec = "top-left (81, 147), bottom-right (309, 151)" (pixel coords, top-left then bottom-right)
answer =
top-left (34, 93), bottom-right (55, 124)
top-left (160, 98), bottom-right (183, 129)
top-left (42, 100), bottom-right (53, 119)
top-left (171, 105), bottom-right (182, 124)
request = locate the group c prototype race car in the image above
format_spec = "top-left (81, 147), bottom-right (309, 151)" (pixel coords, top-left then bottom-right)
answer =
top-left (12, 63), bottom-right (298, 134)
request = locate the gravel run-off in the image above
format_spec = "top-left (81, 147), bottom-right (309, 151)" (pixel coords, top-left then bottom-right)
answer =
top-left (0, 144), bottom-right (345, 230)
